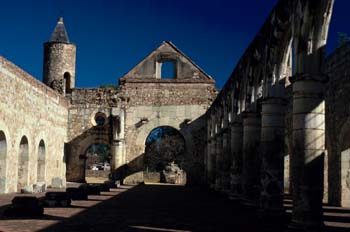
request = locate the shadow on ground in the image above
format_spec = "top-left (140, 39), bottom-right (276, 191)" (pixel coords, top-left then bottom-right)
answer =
top-left (36, 184), bottom-right (262, 232)
top-left (0, 184), bottom-right (350, 232)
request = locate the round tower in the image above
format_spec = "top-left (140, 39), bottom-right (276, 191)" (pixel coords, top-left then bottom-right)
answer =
top-left (43, 17), bottom-right (76, 94)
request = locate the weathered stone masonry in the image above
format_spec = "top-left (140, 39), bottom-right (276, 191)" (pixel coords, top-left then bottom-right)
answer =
top-left (65, 41), bottom-right (217, 185)
top-left (0, 56), bottom-right (68, 193)
top-left (205, 0), bottom-right (335, 231)
top-left (3, 2), bottom-right (350, 232)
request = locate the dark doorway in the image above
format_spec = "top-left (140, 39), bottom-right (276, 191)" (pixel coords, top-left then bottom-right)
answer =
top-left (144, 126), bottom-right (186, 185)
top-left (85, 143), bottom-right (111, 183)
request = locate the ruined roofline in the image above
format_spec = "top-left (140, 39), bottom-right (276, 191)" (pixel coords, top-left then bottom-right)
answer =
top-left (121, 78), bottom-right (215, 84)
top-left (73, 87), bottom-right (119, 91)
top-left (206, 0), bottom-right (286, 114)
top-left (0, 56), bottom-right (69, 107)
top-left (164, 41), bottom-right (214, 81)
top-left (325, 42), bottom-right (350, 62)
top-left (119, 41), bottom-right (215, 82)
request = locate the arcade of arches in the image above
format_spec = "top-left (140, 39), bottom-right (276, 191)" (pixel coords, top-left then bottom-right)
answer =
top-left (2, 0), bottom-right (350, 230)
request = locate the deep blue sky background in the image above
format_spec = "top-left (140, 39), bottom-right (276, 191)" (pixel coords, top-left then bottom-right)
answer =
top-left (0, 0), bottom-right (348, 88)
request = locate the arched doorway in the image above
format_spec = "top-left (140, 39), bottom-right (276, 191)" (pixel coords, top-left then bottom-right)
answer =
top-left (340, 122), bottom-right (350, 207)
top-left (37, 140), bottom-right (46, 182)
top-left (143, 126), bottom-right (186, 185)
top-left (18, 136), bottom-right (29, 191)
top-left (85, 143), bottom-right (111, 183)
top-left (0, 131), bottom-right (7, 193)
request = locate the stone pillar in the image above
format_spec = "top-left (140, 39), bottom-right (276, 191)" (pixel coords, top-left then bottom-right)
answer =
top-left (210, 148), bottom-right (217, 189)
top-left (111, 108), bottom-right (126, 181)
top-left (215, 134), bottom-right (224, 191)
top-left (242, 112), bottom-right (261, 207)
top-left (260, 98), bottom-right (286, 216)
top-left (289, 75), bottom-right (325, 231)
top-left (206, 139), bottom-right (216, 187)
top-left (221, 128), bottom-right (232, 194)
top-left (111, 140), bottom-right (125, 170)
top-left (229, 119), bottom-right (243, 201)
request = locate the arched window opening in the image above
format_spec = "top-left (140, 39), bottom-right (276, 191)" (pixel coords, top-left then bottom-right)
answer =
top-left (18, 136), bottom-right (29, 191)
top-left (64, 72), bottom-right (71, 93)
top-left (94, 112), bottom-right (107, 127)
top-left (144, 126), bottom-right (186, 185)
top-left (85, 144), bottom-right (111, 183)
top-left (160, 61), bottom-right (176, 79)
top-left (37, 140), bottom-right (46, 182)
top-left (0, 131), bottom-right (7, 193)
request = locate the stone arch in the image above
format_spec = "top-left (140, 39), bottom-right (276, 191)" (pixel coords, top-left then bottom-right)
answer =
top-left (17, 136), bottom-right (29, 191)
top-left (0, 123), bottom-right (11, 193)
top-left (143, 126), bottom-right (186, 184)
top-left (77, 135), bottom-right (110, 182)
top-left (124, 117), bottom-right (195, 184)
top-left (0, 130), bottom-right (7, 193)
top-left (37, 140), bottom-right (46, 182)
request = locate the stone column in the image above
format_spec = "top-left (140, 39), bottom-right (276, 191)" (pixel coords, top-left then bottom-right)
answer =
top-left (260, 98), bottom-right (286, 216)
top-left (111, 140), bottom-right (125, 170)
top-left (111, 108), bottom-right (126, 181)
top-left (210, 147), bottom-right (217, 189)
top-left (242, 112), bottom-right (261, 207)
top-left (206, 139), bottom-right (216, 187)
top-left (289, 75), bottom-right (326, 231)
top-left (229, 119), bottom-right (243, 201)
top-left (221, 127), bottom-right (232, 194)
top-left (215, 134), bottom-right (224, 191)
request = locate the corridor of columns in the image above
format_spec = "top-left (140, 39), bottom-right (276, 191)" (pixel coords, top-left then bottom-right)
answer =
top-left (205, 0), bottom-right (341, 231)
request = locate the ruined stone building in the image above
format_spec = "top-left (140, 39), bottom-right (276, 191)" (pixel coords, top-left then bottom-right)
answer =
top-left (1, 0), bottom-right (349, 230)
top-left (0, 15), bottom-right (216, 192)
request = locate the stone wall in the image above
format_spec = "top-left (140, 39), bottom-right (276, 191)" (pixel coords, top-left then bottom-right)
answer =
top-left (66, 88), bottom-right (120, 182)
top-left (0, 56), bottom-right (68, 193)
top-left (122, 104), bottom-right (211, 185)
top-left (65, 42), bottom-right (217, 185)
top-left (325, 43), bottom-right (350, 205)
top-left (66, 84), bottom-right (215, 184)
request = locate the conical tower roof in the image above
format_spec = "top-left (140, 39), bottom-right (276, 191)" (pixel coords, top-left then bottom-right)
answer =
top-left (49, 17), bottom-right (70, 43)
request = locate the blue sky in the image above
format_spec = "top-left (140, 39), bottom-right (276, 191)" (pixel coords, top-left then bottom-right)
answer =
top-left (0, 0), bottom-right (348, 89)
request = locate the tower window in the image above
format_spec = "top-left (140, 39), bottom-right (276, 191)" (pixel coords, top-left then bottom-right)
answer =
top-left (64, 72), bottom-right (71, 93)
top-left (160, 61), bottom-right (176, 79)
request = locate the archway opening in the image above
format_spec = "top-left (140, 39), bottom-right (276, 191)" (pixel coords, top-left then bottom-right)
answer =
top-left (37, 140), bottom-right (46, 182)
top-left (18, 136), bottom-right (29, 191)
top-left (144, 126), bottom-right (186, 185)
top-left (0, 131), bottom-right (7, 192)
top-left (85, 143), bottom-right (111, 183)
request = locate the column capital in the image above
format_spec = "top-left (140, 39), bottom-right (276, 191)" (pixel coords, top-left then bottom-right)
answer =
top-left (289, 73), bottom-right (328, 84)
top-left (260, 97), bottom-right (288, 106)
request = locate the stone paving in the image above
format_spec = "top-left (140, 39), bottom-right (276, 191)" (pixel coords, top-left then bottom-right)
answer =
top-left (0, 184), bottom-right (349, 232)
